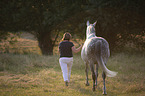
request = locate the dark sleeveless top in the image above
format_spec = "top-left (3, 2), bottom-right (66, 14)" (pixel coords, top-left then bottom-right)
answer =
top-left (59, 41), bottom-right (74, 58)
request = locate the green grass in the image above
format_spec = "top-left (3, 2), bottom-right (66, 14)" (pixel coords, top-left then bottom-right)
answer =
top-left (0, 53), bottom-right (145, 96)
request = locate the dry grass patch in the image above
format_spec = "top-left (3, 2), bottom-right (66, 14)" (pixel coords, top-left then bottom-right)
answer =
top-left (0, 52), bottom-right (145, 96)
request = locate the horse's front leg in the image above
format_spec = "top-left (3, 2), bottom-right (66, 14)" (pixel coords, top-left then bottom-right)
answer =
top-left (102, 71), bottom-right (107, 95)
top-left (85, 62), bottom-right (89, 86)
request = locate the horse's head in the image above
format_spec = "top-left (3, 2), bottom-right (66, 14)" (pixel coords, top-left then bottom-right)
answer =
top-left (86, 21), bottom-right (97, 38)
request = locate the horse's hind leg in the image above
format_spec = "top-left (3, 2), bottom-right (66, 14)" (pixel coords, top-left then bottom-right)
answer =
top-left (102, 71), bottom-right (107, 95)
top-left (89, 62), bottom-right (96, 91)
top-left (85, 62), bottom-right (89, 86)
top-left (95, 64), bottom-right (98, 87)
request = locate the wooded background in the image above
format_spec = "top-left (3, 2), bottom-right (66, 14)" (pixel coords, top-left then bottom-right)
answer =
top-left (0, 0), bottom-right (145, 55)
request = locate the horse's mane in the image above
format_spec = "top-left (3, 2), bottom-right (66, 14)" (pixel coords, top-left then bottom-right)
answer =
top-left (87, 25), bottom-right (96, 35)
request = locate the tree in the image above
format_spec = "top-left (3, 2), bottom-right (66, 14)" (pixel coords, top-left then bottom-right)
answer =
top-left (1, 0), bottom-right (93, 55)
top-left (63, 0), bottom-right (145, 51)
top-left (0, 0), bottom-right (76, 55)
top-left (95, 0), bottom-right (145, 50)
top-left (1, 0), bottom-right (145, 55)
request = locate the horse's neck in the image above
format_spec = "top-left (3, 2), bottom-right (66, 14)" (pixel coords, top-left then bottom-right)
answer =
top-left (86, 33), bottom-right (97, 39)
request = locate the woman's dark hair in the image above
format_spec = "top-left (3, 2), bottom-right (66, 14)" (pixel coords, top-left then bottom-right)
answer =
top-left (62, 32), bottom-right (72, 41)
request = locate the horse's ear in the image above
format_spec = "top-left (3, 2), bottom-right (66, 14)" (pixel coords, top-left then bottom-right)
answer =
top-left (87, 20), bottom-right (90, 26)
top-left (93, 21), bottom-right (97, 26)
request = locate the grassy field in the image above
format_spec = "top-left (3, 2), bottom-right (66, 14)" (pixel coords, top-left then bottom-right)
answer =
top-left (0, 33), bottom-right (145, 96)
top-left (0, 53), bottom-right (145, 96)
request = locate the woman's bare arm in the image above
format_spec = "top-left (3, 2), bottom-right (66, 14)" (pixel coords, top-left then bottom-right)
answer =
top-left (72, 45), bottom-right (82, 53)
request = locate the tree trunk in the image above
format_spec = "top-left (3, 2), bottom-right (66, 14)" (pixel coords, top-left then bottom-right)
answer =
top-left (38, 32), bottom-right (53, 55)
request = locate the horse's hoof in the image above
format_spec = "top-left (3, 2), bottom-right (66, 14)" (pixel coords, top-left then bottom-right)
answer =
top-left (102, 92), bottom-right (107, 95)
top-left (92, 85), bottom-right (96, 91)
top-left (92, 87), bottom-right (96, 91)
top-left (86, 83), bottom-right (89, 86)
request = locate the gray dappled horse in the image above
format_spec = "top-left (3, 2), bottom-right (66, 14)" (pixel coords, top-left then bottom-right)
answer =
top-left (81, 21), bottom-right (117, 94)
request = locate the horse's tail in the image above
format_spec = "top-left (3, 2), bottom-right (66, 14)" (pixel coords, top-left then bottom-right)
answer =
top-left (96, 40), bottom-right (117, 77)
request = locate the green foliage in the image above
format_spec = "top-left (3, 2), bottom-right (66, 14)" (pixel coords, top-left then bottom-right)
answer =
top-left (0, 0), bottom-right (145, 54)
top-left (0, 32), bottom-right (9, 41)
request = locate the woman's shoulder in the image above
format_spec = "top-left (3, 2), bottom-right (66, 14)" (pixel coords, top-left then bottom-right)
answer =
top-left (68, 41), bottom-right (73, 43)
top-left (67, 41), bottom-right (74, 44)
top-left (68, 41), bottom-right (74, 46)
top-left (60, 41), bottom-right (74, 45)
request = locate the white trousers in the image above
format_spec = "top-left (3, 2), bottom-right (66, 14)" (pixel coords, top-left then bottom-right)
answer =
top-left (59, 57), bottom-right (73, 82)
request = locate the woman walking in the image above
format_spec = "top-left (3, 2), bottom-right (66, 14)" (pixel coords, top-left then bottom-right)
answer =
top-left (59, 32), bottom-right (82, 86)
